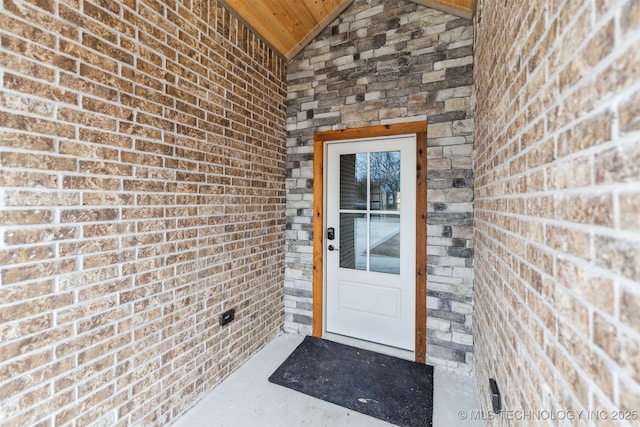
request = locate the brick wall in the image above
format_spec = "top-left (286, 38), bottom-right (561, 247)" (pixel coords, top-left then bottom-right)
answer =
top-left (474, 0), bottom-right (640, 423)
top-left (0, 0), bottom-right (286, 425)
top-left (285, 0), bottom-right (475, 372)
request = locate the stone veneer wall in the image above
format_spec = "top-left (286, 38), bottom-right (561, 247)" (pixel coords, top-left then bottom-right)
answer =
top-left (285, 0), bottom-right (475, 372)
top-left (0, 0), bottom-right (286, 425)
top-left (474, 0), bottom-right (640, 423)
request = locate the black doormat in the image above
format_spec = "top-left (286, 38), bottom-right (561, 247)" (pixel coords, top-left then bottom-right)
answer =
top-left (268, 336), bottom-right (433, 427)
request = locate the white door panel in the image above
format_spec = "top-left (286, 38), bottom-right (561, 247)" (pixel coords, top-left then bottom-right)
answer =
top-left (338, 280), bottom-right (400, 319)
top-left (325, 135), bottom-right (416, 351)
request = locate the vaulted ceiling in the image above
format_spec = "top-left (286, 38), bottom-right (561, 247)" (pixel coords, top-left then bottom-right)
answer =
top-left (220, 0), bottom-right (476, 60)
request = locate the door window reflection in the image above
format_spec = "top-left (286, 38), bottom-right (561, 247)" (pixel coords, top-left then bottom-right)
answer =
top-left (370, 214), bottom-right (400, 274)
top-left (369, 151), bottom-right (401, 211)
top-left (338, 150), bottom-right (402, 275)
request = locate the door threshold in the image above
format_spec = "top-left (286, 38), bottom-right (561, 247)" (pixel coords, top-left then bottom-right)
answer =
top-left (323, 332), bottom-right (415, 362)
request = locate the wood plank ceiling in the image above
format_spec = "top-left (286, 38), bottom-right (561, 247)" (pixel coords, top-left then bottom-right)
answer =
top-left (220, 0), bottom-right (476, 60)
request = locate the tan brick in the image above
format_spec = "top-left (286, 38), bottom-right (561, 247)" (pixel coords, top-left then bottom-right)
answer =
top-left (58, 267), bottom-right (119, 292)
top-left (77, 278), bottom-right (131, 302)
top-left (0, 348), bottom-right (51, 382)
top-left (79, 128), bottom-right (132, 148)
top-left (83, 250), bottom-right (135, 269)
top-left (64, 69), bottom-right (120, 104)
top-left (5, 190), bottom-right (79, 207)
top-left (529, 291), bottom-right (558, 334)
top-left (0, 314), bottom-right (53, 341)
top-left (1, 151), bottom-right (77, 171)
top-left (620, 288), bottom-right (640, 330)
top-left (547, 156), bottom-right (592, 189)
top-left (583, 274), bottom-right (616, 313)
top-left (84, 1), bottom-right (133, 38)
top-left (4, 227), bottom-right (77, 245)
top-left (619, 378), bottom-right (640, 414)
top-left (82, 33), bottom-right (133, 64)
top-left (0, 170), bottom-right (57, 188)
top-left (61, 208), bottom-right (119, 223)
top-left (620, 89), bottom-right (640, 133)
top-left (57, 107), bottom-right (117, 131)
top-left (520, 119), bottom-right (545, 150)
top-left (79, 160), bottom-right (132, 176)
top-left (82, 222), bottom-right (134, 238)
top-left (1, 258), bottom-right (77, 285)
top-left (62, 175), bottom-right (122, 191)
top-left (77, 390), bottom-right (128, 426)
top-left (59, 39), bottom-right (117, 74)
top-left (548, 84), bottom-right (598, 133)
top-left (559, 19), bottom-right (615, 93)
top-left (4, 73), bottom-right (78, 105)
top-left (0, 209), bottom-right (53, 225)
top-left (546, 225), bottom-right (592, 259)
top-left (2, 31), bottom-right (77, 71)
top-left (556, 288), bottom-right (590, 335)
top-left (0, 245), bottom-right (54, 266)
top-left (526, 139), bottom-right (554, 168)
top-left (594, 235), bottom-right (640, 281)
top-left (546, 342), bottom-right (588, 404)
top-left (621, 0), bottom-right (640, 35)
top-left (557, 109), bottom-right (612, 157)
top-left (525, 195), bottom-right (554, 218)
top-left (0, 51), bottom-right (55, 81)
top-left (525, 169), bottom-right (545, 192)
top-left (595, 39), bottom-right (640, 100)
top-left (54, 325), bottom-right (116, 360)
top-left (0, 280), bottom-right (53, 302)
top-left (59, 140), bottom-right (120, 160)
top-left (619, 192), bottom-right (640, 230)
top-left (0, 383), bottom-right (51, 419)
top-left (557, 193), bottom-right (614, 226)
top-left (593, 313), bottom-right (640, 383)
top-left (0, 91), bottom-right (54, 117)
top-left (62, 384), bottom-right (120, 425)
top-left (0, 111), bottom-right (75, 138)
top-left (0, 325), bottom-right (73, 362)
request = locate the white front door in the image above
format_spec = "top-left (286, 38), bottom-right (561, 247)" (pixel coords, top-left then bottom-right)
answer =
top-left (325, 135), bottom-right (416, 351)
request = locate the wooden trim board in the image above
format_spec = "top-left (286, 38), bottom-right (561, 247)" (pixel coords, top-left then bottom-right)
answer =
top-left (411, 0), bottom-right (474, 19)
top-left (415, 131), bottom-right (428, 364)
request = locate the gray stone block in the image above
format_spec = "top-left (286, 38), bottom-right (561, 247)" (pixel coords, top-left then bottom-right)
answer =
top-left (427, 342), bottom-right (466, 363)
top-left (292, 313), bottom-right (312, 326)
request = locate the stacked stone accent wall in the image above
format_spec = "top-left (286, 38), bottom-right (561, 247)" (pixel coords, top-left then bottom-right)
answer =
top-left (285, 0), bottom-right (475, 372)
top-left (0, 0), bottom-right (286, 425)
top-left (474, 0), bottom-right (640, 423)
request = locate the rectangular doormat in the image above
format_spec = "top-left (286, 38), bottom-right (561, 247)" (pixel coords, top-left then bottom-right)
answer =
top-left (268, 336), bottom-right (433, 427)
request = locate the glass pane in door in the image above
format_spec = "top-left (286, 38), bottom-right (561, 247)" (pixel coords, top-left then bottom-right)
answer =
top-left (370, 214), bottom-right (401, 274)
top-left (370, 151), bottom-right (400, 211)
top-left (337, 150), bottom-right (403, 274)
top-left (340, 153), bottom-right (367, 210)
top-left (339, 213), bottom-right (366, 271)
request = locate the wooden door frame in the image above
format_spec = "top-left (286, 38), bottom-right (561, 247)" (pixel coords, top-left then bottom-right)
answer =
top-left (312, 122), bottom-right (428, 363)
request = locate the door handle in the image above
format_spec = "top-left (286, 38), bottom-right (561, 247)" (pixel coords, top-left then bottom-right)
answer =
top-left (328, 245), bottom-right (339, 252)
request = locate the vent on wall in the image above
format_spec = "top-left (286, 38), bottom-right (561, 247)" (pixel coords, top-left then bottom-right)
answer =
top-left (490, 378), bottom-right (502, 414)
top-left (220, 308), bottom-right (235, 326)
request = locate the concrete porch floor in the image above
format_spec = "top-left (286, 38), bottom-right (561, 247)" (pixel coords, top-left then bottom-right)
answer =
top-left (172, 334), bottom-right (483, 427)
